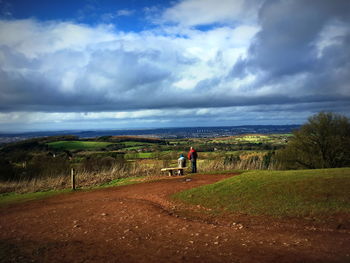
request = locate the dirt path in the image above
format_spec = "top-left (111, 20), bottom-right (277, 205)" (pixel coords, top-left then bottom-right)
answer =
top-left (0, 173), bottom-right (349, 263)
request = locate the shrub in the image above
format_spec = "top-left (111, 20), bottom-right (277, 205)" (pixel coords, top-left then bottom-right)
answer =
top-left (276, 112), bottom-right (350, 169)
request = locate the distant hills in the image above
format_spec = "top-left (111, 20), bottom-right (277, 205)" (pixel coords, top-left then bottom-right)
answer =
top-left (0, 125), bottom-right (300, 144)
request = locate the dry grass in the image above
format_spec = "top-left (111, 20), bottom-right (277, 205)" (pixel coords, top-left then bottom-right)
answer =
top-left (0, 161), bottom-right (164, 194)
top-left (198, 158), bottom-right (281, 172)
top-left (0, 157), bottom-right (280, 194)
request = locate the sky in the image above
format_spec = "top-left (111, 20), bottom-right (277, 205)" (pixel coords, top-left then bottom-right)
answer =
top-left (0, 0), bottom-right (349, 132)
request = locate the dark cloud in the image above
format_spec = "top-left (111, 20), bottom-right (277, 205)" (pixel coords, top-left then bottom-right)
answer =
top-left (0, 50), bottom-right (171, 111)
top-left (231, 0), bottom-right (350, 94)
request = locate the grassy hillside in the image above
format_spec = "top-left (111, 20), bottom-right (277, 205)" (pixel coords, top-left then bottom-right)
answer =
top-left (48, 141), bottom-right (114, 150)
top-left (173, 168), bottom-right (350, 218)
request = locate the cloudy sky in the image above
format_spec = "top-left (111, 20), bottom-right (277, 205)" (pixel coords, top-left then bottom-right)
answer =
top-left (0, 0), bottom-right (349, 132)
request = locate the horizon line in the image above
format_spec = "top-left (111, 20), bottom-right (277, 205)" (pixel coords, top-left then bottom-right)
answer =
top-left (0, 124), bottom-right (302, 135)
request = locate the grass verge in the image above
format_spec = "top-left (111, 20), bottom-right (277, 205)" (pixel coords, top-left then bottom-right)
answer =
top-left (93, 176), bottom-right (146, 188)
top-left (0, 189), bottom-right (71, 206)
top-left (0, 176), bottom-right (146, 207)
top-left (172, 168), bottom-right (350, 218)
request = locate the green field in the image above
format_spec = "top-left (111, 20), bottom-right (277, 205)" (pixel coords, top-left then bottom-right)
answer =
top-left (235, 135), bottom-right (269, 142)
top-left (173, 168), bottom-right (350, 218)
top-left (122, 146), bottom-right (144, 150)
top-left (120, 141), bottom-right (154, 151)
top-left (124, 152), bottom-right (154, 159)
top-left (210, 134), bottom-right (291, 145)
top-left (122, 141), bottom-right (153, 147)
top-left (48, 141), bottom-right (114, 150)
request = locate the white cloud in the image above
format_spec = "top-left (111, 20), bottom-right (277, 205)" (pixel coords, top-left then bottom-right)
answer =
top-left (0, 20), bottom-right (116, 58)
top-left (161, 0), bottom-right (261, 27)
top-left (101, 9), bottom-right (135, 22)
top-left (315, 20), bottom-right (349, 58)
top-left (116, 9), bottom-right (135, 17)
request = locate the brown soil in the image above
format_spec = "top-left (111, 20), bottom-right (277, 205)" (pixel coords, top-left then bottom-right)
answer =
top-left (0, 173), bottom-right (349, 263)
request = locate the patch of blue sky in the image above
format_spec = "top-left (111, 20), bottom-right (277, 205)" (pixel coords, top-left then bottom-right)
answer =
top-left (0, 0), bottom-right (169, 31)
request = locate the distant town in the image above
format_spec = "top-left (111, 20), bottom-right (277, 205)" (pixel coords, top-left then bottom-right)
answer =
top-left (0, 125), bottom-right (300, 144)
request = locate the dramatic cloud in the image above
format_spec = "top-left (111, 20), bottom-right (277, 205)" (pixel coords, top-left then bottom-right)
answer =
top-left (230, 0), bottom-right (350, 98)
top-left (0, 0), bottom-right (349, 130)
top-left (0, 18), bottom-right (259, 113)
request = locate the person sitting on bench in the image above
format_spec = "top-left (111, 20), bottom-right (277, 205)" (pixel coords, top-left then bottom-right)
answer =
top-left (177, 154), bottom-right (186, 175)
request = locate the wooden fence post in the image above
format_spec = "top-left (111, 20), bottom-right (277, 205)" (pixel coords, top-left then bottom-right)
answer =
top-left (71, 168), bottom-right (76, 190)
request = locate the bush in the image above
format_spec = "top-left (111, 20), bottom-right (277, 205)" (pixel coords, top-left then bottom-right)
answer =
top-left (0, 160), bottom-right (15, 181)
top-left (276, 112), bottom-right (350, 169)
top-left (26, 154), bottom-right (70, 179)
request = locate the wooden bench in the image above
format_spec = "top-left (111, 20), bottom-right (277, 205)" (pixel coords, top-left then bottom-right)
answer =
top-left (161, 167), bottom-right (187, 176)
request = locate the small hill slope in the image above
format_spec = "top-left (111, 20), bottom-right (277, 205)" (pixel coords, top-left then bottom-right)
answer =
top-left (173, 168), bottom-right (350, 218)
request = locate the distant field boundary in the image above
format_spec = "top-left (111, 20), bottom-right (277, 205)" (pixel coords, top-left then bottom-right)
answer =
top-left (47, 141), bottom-right (114, 150)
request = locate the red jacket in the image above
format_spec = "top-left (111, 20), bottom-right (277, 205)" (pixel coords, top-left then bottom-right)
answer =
top-left (188, 149), bottom-right (198, 160)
